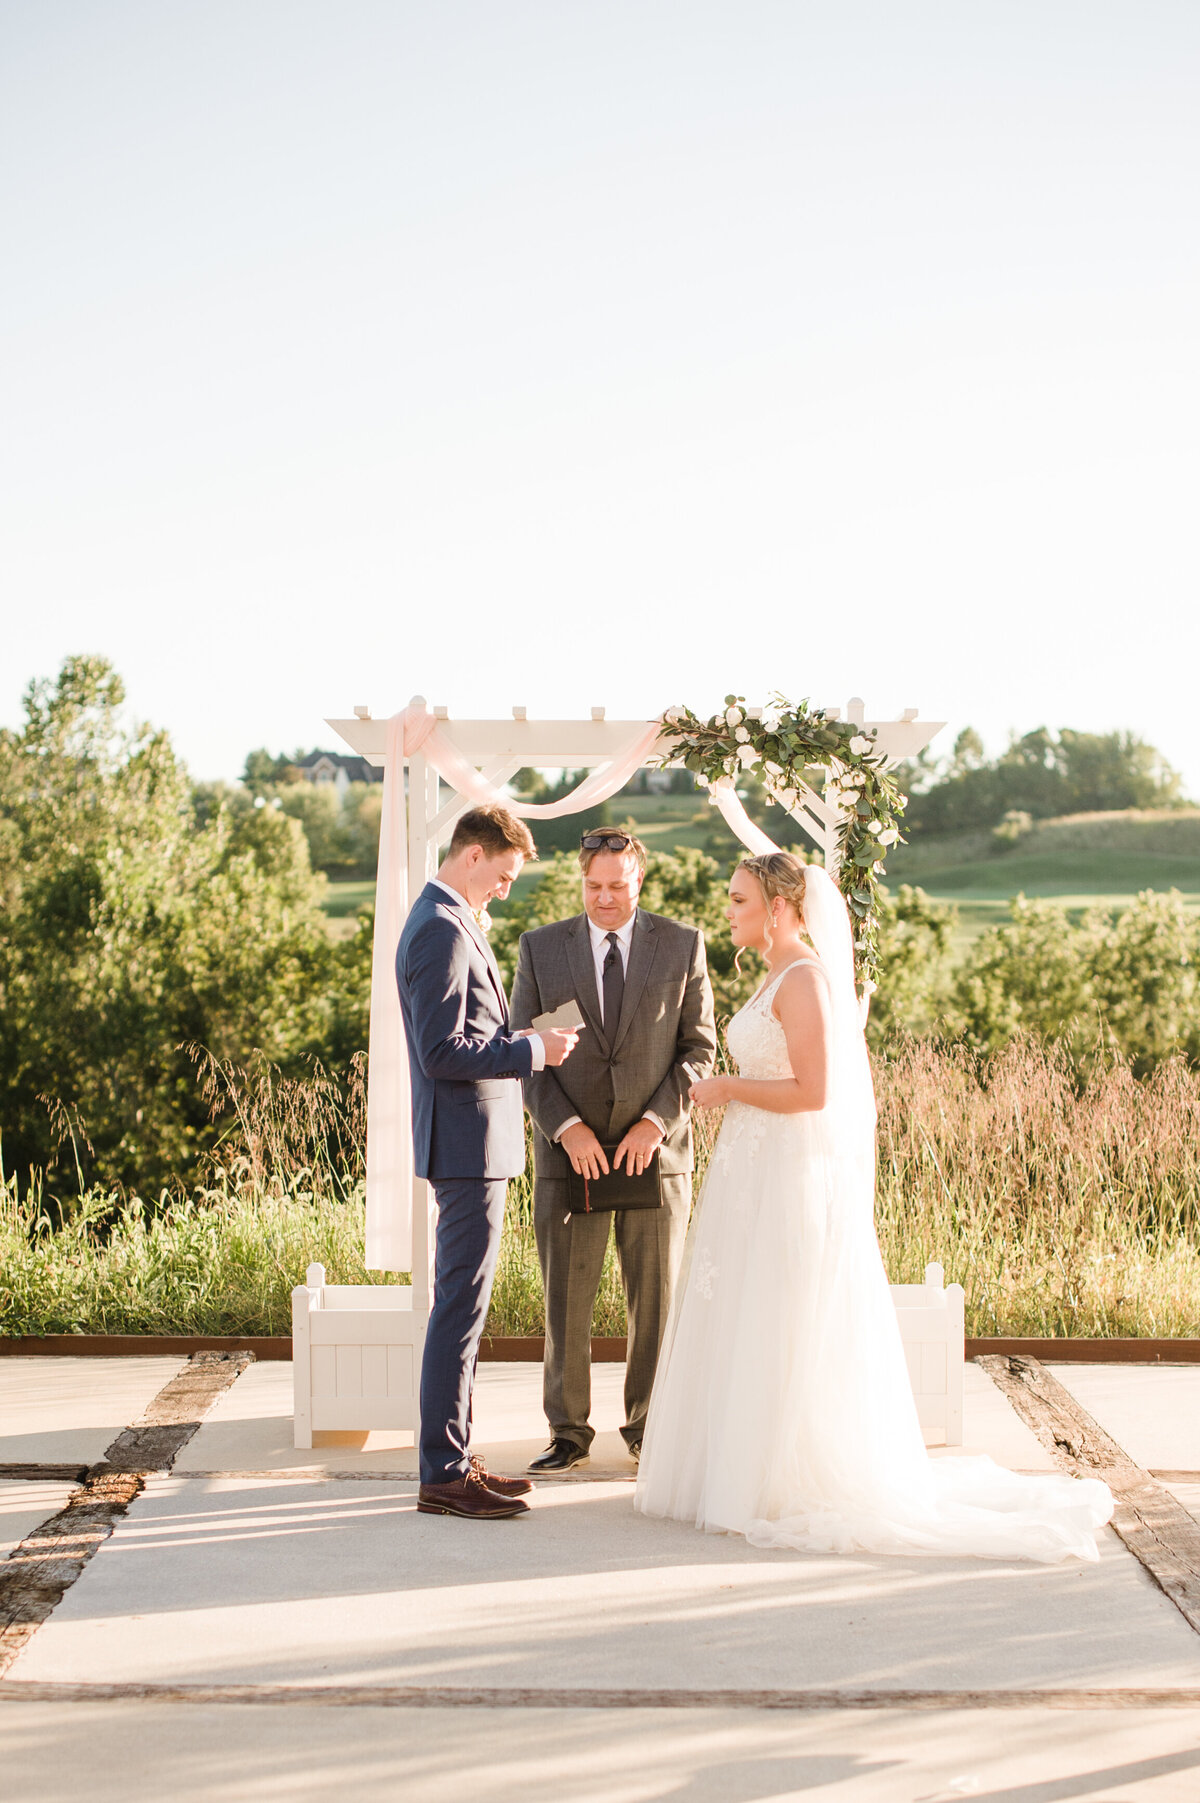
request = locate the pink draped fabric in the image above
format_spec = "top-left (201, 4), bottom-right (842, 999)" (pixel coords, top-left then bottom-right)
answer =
top-left (365, 706), bottom-right (666, 1270)
top-left (704, 779), bottom-right (778, 855)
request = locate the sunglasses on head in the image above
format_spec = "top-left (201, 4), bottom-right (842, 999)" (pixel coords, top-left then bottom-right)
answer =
top-left (580, 831), bottom-right (635, 852)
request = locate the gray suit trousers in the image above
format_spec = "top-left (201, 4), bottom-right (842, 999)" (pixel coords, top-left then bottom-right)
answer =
top-left (533, 1173), bottom-right (691, 1450)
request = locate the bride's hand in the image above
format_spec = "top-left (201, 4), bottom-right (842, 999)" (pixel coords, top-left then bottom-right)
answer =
top-left (689, 1076), bottom-right (733, 1109)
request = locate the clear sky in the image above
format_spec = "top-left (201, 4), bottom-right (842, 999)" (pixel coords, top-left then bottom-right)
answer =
top-left (3, 2), bottom-right (1198, 788)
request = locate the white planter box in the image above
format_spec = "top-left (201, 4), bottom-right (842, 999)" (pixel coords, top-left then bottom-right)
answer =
top-left (889, 1261), bottom-right (965, 1445)
top-left (291, 1264), bottom-right (426, 1449)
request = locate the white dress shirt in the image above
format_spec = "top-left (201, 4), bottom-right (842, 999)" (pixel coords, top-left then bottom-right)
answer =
top-left (554, 909), bottom-right (664, 1143)
top-left (429, 877), bottom-right (544, 1071)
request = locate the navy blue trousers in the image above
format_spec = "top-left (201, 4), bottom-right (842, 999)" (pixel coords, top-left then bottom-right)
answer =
top-left (419, 1177), bottom-right (507, 1485)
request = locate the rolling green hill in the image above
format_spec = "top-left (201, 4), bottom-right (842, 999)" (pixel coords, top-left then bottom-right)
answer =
top-left (321, 805), bottom-right (1200, 949)
top-left (884, 808), bottom-right (1200, 947)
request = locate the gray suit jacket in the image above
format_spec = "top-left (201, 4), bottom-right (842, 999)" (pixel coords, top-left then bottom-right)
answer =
top-left (510, 909), bottom-right (717, 1182)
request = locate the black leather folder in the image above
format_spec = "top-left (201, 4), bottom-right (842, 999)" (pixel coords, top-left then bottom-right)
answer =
top-left (564, 1147), bottom-right (664, 1215)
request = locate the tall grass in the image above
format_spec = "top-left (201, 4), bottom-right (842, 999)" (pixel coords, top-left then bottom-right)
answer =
top-left (874, 1037), bottom-right (1200, 1336)
top-left (3, 1042), bottom-right (1198, 1339)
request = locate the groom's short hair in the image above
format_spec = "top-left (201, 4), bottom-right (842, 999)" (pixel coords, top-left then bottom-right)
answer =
top-left (448, 804), bottom-right (536, 862)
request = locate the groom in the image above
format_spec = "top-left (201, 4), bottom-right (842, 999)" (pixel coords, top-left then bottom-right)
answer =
top-left (511, 830), bottom-right (717, 1469)
top-left (396, 802), bottom-right (579, 1520)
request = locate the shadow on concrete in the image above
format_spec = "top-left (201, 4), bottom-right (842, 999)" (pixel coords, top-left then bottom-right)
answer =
top-left (19, 1479), bottom-right (1195, 1695)
top-left (946, 1743), bottom-right (1200, 1802)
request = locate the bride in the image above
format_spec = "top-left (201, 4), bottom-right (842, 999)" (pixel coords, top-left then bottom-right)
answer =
top-left (634, 852), bottom-right (1113, 1562)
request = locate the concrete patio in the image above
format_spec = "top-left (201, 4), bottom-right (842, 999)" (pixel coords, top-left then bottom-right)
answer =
top-left (3, 1355), bottom-right (1200, 1801)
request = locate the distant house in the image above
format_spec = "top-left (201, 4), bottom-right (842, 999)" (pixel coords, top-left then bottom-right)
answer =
top-left (295, 751), bottom-right (382, 798)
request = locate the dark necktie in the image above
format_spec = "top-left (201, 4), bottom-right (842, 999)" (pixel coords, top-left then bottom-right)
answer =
top-left (602, 931), bottom-right (624, 1032)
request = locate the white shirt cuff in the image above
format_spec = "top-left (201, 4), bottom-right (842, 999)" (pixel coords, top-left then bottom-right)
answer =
top-left (553, 1114), bottom-right (583, 1142)
top-left (527, 1033), bottom-right (546, 1073)
top-left (642, 1111), bottom-right (666, 1137)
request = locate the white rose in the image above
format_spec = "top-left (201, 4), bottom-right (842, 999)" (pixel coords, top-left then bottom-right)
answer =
top-left (778, 788), bottom-right (798, 809)
top-left (878, 828), bottom-right (899, 846)
top-left (868, 819), bottom-right (882, 834)
top-left (873, 861), bottom-right (885, 874)
top-left (734, 725), bottom-right (751, 743)
top-left (761, 705), bottom-right (782, 730)
top-left (696, 774), bottom-right (710, 788)
top-left (725, 705), bottom-right (742, 729)
top-left (849, 734), bottom-right (873, 755)
top-left (737, 745), bottom-right (757, 768)
top-left (663, 706), bottom-right (683, 724)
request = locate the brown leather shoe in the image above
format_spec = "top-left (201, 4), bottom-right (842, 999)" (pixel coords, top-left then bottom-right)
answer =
top-left (417, 1469), bottom-right (529, 1519)
top-left (470, 1453), bottom-right (533, 1497)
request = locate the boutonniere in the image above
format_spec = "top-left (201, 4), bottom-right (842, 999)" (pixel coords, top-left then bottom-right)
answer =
top-left (473, 907), bottom-right (493, 935)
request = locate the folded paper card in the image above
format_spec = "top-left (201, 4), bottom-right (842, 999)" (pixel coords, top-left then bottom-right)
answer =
top-left (531, 999), bottom-right (586, 1032)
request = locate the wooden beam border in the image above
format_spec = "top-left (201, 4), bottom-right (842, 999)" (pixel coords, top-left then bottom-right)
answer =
top-left (3, 1678), bottom-right (1200, 1711)
top-left (977, 1355), bottom-right (1200, 1637)
top-left (0, 1352), bottom-right (253, 1676)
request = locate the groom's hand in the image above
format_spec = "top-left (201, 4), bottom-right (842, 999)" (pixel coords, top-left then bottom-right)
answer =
top-left (613, 1118), bottom-right (664, 1175)
top-left (560, 1122), bottom-right (609, 1180)
top-left (541, 1027), bottom-right (581, 1068)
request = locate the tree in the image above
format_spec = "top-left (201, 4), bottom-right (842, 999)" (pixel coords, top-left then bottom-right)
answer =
top-left (1057, 730), bottom-right (1183, 815)
top-left (241, 747), bottom-right (302, 794)
top-left (0, 658), bottom-right (345, 1192)
top-left (898, 727), bottom-right (1184, 838)
top-left (951, 727), bottom-right (985, 774)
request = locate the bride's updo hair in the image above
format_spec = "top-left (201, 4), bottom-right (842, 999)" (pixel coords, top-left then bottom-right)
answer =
top-left (735, 852), bottom-right (809, 958)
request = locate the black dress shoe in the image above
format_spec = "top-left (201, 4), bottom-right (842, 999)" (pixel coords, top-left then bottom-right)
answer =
top-left (627, 1441), bottom-right (641, 1464)
top-left (527, 1437), bottom-right (590, 1473)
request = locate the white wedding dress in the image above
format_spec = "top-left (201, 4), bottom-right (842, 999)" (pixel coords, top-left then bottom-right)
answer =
top-left (635, 870), bottom-right (1113, 1563)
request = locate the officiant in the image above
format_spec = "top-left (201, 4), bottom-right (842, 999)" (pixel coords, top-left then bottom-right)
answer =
top-left (511, 830), bottom-right (717, 1471)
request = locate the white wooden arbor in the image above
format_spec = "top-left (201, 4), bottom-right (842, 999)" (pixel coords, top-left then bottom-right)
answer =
top-left (291, 697), bottom-right (950, 1449)
top-left (330, 696), bottom-right (942, 875)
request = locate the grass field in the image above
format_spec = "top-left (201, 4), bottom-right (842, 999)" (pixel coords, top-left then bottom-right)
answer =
top-left (321, 877), bottom-right (375, 918)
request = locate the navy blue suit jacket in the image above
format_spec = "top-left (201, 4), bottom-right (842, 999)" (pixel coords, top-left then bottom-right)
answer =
top-left (396, 881), bottom-right (534, 1182)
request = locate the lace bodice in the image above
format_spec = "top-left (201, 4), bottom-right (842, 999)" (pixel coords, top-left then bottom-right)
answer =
top-left (725, 960), bottom-right (815, 1080)
top-left (702, 962), bottom-right (822, 1192)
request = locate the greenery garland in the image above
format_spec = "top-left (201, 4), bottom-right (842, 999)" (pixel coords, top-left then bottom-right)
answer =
top-left (658, 695), bottom-right (908, 989)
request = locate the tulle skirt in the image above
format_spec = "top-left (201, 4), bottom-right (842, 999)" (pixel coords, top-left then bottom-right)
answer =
top-left (634, 1103), bottom-right (1112, 1563)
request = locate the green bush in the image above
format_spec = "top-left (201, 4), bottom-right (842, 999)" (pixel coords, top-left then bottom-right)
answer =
top-left (0, 657), bottom-right (366, 1192)
top-left (949, 890), bottom-right (1200, 1072)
